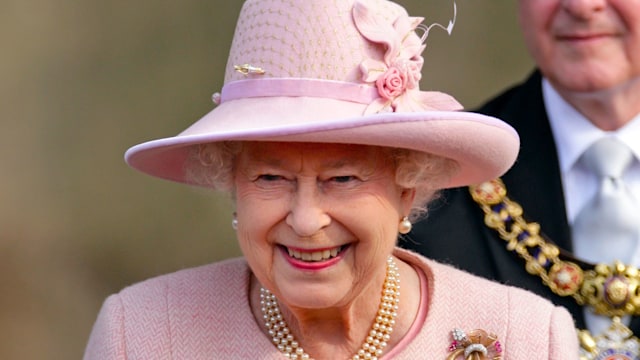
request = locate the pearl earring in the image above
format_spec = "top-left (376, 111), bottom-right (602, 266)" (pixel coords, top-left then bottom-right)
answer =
top-left (398, 216), bottom-right (412, 234)
top-left (231, 212), bottom-right (238, 230)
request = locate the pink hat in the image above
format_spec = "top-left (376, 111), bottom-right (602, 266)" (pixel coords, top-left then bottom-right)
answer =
top-left (125, 0), bottom-right (519, 189)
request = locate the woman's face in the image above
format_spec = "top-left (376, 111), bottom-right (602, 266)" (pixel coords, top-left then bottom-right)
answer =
top-left (233, 142), bottom-right (413, 309)
top-left (518, 0), bottom-right (640, 92)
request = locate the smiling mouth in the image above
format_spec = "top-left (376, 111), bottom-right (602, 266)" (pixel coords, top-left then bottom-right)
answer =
top-left (557, 33), bottom-right (611, 42)
top-left (286, 246), bottom-right (345, 262)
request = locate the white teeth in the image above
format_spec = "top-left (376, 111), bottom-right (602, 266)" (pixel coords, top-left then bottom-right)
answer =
top-left (287, 246), bottom-right (342, 262)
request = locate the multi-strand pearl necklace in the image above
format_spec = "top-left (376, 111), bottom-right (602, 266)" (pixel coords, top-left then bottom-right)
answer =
top-left (260, 256), bottom-right (400, 360)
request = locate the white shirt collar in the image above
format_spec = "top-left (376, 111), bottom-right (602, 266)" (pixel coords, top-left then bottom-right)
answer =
top-left (543, 78), bottom-right (640, 173)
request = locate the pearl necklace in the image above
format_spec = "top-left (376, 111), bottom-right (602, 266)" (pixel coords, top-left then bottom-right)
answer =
top-left (260, 256), bottom-right (400, 360)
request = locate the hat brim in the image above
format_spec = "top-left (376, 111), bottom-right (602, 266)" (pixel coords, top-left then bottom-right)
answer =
top-left (125, 96), bottom-right (519, 189)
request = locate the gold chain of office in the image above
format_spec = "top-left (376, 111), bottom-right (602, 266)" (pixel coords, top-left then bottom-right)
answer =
top-left (468, 178), bottom-right (640, 318)
top-left (469, 178), bottom-right (640, 359)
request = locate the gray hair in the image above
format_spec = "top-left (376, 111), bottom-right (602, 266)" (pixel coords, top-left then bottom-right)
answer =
top-left (185, 142), bottom-right (459, 222)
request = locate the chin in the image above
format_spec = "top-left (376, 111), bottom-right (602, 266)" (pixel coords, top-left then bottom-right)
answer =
top-left (549, 66), bottom-right (630, 93)
top-left (280, 287), bottom-right (342, 309)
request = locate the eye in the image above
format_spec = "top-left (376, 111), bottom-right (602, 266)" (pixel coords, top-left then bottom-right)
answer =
top-left (331, 175), bottom-right (357, 183)
top-left (253, 173), bottom-right (294, 189)
top-left (257, 174), bottom-right (285, 182)
top-left (323, 175), bottom-right (364, 190)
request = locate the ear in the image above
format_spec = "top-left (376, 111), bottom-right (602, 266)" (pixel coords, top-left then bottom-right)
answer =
top-left (400, 187), bottom-right (416, 216)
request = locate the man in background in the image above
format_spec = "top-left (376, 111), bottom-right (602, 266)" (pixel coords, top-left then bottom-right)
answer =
top-left (403, 0), bottom-right (640, 357)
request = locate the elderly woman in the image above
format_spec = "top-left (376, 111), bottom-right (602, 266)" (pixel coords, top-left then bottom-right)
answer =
top-left (84, 0), bottom-right (578, 359)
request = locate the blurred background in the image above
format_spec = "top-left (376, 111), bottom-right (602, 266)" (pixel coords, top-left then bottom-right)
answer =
top-left (1, 0), bottom-right (532, 358)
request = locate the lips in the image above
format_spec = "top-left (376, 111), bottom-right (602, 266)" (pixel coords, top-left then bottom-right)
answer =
top-left (555, 28), bottom-right (617, 42)
top-left (286, 246), bottom-right (344, 262)
top-left (558, 33), bottom-right (609, 41)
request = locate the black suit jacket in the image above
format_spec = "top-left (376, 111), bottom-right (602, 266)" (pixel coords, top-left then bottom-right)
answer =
top-left (402, 70), bottom-right (640, 332)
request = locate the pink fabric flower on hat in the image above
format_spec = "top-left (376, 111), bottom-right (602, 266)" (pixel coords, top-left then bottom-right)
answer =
top-left (353, 0), bottom-right (462, 114)
top-left (376, 66), bottom-right (406, 101)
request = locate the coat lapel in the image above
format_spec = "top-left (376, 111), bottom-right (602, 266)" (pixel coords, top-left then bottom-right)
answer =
top-left (496, 71), bottom-right (573, 253)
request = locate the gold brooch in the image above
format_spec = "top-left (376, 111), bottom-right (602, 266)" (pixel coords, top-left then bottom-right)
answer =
top-left (447, 328), bottom-right (502, 360)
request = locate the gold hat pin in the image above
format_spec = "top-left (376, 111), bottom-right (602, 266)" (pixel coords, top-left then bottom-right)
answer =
top-left (234, 64), bottom-right (265, 75)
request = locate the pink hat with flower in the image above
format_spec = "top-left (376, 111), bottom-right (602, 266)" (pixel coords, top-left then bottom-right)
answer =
top-left (125, 0), bottom-right (519, 189)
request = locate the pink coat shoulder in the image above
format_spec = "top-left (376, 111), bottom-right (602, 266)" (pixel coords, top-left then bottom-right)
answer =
top-left (83, 258), bottom-right (282, 359)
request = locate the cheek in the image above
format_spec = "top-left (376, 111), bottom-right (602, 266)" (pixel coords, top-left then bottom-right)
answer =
top-left (624, 26), bottom-right (640, 69)
top-left (518, 3), bottom-right (557, 63)
top-left (235, 197), bottom-right (284, 242)
top-left (517, 1), bottom-right (554, 34)
top-left (233, 205), bottom-right (279, 278)
top-left (344, 194), bottom-right (404, 239)
top-left (613, 0), bottom-right (640, 27)
top-left (234, 184), bottom-right (293, 254)
top-left (606, 1), bottom-right (640, 76)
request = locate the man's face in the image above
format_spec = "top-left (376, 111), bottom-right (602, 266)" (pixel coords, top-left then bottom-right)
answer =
top-left (517, 0), bottom-right (640, 93)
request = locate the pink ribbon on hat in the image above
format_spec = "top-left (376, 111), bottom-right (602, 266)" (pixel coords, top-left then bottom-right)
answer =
top-left (220, 78), bottom-right (379, 104)
top-left (216, 76), bottom-right (461, 113)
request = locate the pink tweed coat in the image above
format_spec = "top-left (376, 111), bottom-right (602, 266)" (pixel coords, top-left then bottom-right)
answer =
top-left (84, 248), bottom-right (578, 359)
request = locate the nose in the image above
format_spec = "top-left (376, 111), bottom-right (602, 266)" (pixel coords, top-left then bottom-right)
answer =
top-left (285, 182), bottom-right (331, 237)
top-left (560, 0), bottom-right (606, 19)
